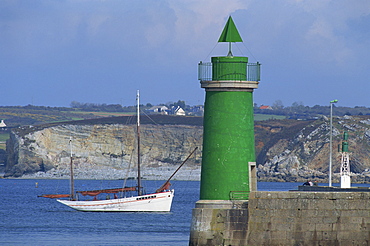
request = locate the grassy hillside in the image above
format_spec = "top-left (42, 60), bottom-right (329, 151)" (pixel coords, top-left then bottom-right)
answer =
top-left (0, 133), bottom-right (9, 150)
top-left (0, 105), bottom-right (286, 149)
top-left (0, 108), bottom-right (99, 127)
top-left (254, 114), bottom-right (286, 121)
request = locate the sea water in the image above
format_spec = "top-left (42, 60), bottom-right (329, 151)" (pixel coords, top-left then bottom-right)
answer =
top-left (1, 179), bottom-right (368, 245)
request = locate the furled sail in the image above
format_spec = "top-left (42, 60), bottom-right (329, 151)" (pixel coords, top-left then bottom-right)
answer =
top-left (76, 187), bottom-right (136, 196)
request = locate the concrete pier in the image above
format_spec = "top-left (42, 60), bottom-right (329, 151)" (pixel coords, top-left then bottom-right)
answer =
top-left (190, 191), bottom-right (370, 245)
top-left (247, 191), bottom-right (370, 245)
top-left (189, 200), bottom-right (249, 245)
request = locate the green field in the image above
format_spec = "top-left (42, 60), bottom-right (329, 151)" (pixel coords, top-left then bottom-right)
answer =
top-left (65, 112), bottom-right (284, 121)
top-left (254, 114), bottom-right (286, 121)
top-left (0, 133), bottom-right (9, 150)
top-left (68, 111), bottom-right (135, 117)
top-left (0, 113), bottom-right (282, 150)
top-left (0, 133), bottom-right (9, 141)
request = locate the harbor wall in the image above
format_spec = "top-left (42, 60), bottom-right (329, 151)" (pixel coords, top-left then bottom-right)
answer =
top-left (190, 191), bottom-right (370, 245)
top-left (189, 200), bottom-right (249, 246)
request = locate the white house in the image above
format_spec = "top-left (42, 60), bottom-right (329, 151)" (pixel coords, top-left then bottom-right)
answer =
top-left (0, 120), bottom-right (6, 127)
top-left (172, 106), bottom-right (186, 116)
top-left (148, 106), bottom-right (169, 114)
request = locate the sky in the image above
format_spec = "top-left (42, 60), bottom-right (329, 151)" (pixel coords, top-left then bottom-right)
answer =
top-left (1, 0), bottom-right (370, 108)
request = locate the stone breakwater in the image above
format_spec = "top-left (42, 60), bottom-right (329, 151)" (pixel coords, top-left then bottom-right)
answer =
top-left (5, 122), bottom-right (203, 180)
top-left (190, 191), bottom-right (370, 245)
top-left (247, 191), bottom-right (370, 245)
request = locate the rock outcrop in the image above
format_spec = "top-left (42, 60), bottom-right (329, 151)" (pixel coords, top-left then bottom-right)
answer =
top-left (5, 115), bottom-right (370, 183)
top-left (257, 115), bottom-right (370, 183)
top-left (5, 115), bottom-right (203, 180)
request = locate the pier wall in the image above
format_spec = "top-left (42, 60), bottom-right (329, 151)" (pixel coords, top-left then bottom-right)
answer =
top-left (189, 200), bottom-right (249, 246)
top-left (190, 192), bottom-right (370, 245)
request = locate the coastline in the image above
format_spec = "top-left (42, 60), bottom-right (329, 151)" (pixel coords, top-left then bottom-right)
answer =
top-left (1, 167), bottom-right (202, 181)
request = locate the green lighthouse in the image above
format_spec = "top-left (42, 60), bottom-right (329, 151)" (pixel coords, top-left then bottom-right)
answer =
top-left (198, 16), bottom-right (260, 200)
top-left (190, 16), bottom-right (261, 245)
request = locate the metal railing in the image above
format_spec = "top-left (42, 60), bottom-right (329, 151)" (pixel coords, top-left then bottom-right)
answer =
top-left (198, 61), bottom-right (260, 82)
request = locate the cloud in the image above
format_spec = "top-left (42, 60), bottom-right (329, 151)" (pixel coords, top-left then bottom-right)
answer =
top-left (298, 0), bottom-right (370, 66)
top-left (0, 0), bottom-right (369, 107)
top-left (168, 1), bottom-right (250, 56)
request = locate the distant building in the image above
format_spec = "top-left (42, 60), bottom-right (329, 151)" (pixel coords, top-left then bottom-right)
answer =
top-left (259, 105), bottom-right (273, 110)
top-left (0, 120), bottom-right (6, 127)
top-left (174, 106), bottom-right (185, 116)
top-left (147, 106), bottom-right (169, 115)
top-left (168, 106), bottom-right (186, 116)
top-left (188, 105), bottom-right (204, 116)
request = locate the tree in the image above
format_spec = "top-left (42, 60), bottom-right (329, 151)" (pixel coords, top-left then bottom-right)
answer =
top-left (291, 101), bottom-right (304, 108)
top-left (272, 100), bottom-right (284, 110)
top-left (70, 101), bottom-right (82, 108)
top-left (174, 100), bottom-right (186, 109)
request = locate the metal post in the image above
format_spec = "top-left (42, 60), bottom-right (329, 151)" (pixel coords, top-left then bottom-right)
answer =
top-left (136, 90), bottom-right (142, 196)
top-left (69, 137), bottom-right (75, 200)
top-left (329, 99), bottom-right (338, 187)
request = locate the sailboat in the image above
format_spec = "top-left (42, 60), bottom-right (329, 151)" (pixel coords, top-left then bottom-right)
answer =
top-left (40, 90), bottom-right (197, 212)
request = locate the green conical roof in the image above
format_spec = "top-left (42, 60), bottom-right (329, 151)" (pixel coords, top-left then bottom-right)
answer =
top-left (218, 16), bottom-right (243, 43)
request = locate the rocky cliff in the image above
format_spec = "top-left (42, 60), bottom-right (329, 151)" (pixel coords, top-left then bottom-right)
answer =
top-left (256, 115), bottom-right (370, 183)
top-left (5, 115), bottom-right (370, 183)
top-left (5, 115), bottom-right (203, 180)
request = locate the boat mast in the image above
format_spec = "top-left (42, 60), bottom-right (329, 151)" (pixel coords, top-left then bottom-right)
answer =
top-left (136, 90), bottom-right (142, 196)
top-left (69, 137), bottom-right (76, 200)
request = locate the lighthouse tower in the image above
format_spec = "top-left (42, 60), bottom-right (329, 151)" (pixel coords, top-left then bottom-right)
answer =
top-left (190, 17), bottom-right (261, 245)
top-left (340, 131), bottom-right (351, 188)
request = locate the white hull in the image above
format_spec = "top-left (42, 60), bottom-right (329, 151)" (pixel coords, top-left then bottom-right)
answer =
top-left (57, 190), bottom-right (174, 212)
